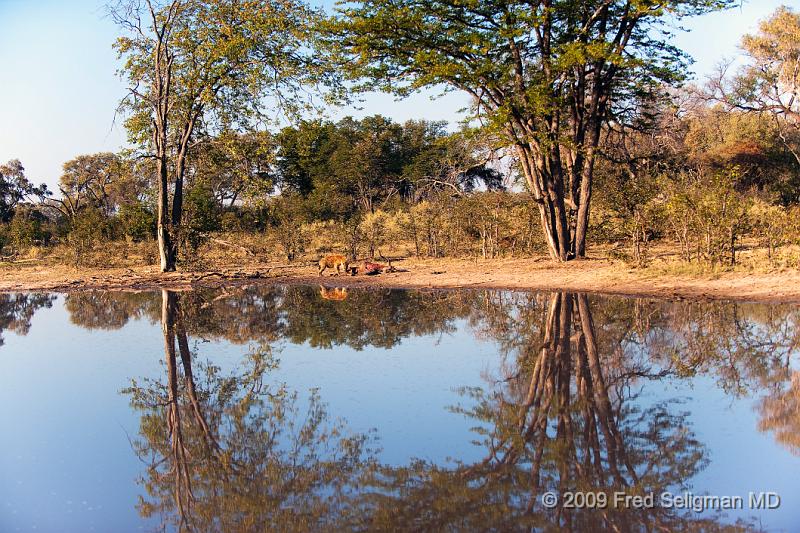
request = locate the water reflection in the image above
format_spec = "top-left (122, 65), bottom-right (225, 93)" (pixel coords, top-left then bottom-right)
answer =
top-left (2, 286), bottom-right (798, 530)
top-left (349, 292), bottom-right (739, 531)
top-left (0, 293), bottom-right (55, 345)
top-left (62, 286), bottom-right (474, 349)
top-left (319, 285), bottom-right (348, 301)
top-left (124, 289), bottom-right (376, 532)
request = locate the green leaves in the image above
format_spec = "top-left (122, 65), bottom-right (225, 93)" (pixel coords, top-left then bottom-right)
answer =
top-left (112, 0), bottom-right (334, 148)
top-left (328, 0), bottom-right (736, 259)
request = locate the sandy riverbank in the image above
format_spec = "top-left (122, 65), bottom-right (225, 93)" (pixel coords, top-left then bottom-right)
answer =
top-left (0, 256), bottom-right (799, 302)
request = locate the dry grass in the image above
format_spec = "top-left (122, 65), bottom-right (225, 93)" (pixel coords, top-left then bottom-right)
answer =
top-left (0, 233), bottom-right (799, 302)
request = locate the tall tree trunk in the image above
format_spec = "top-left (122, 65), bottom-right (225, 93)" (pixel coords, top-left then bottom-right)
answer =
top-left (157, 157), bottom-right (176, 272)
top-left (515, 144), bottom-right (571, 261)
top-left (152, 16), bottom-right (176, 274)
top-left (573, 146), bottom-right (596, 258)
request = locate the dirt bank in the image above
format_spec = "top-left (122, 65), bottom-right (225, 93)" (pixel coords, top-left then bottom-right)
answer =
top-left (1, 256), bottom-right (799, 302)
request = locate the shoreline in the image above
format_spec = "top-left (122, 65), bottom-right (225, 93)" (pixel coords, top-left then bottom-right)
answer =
top-left (1, 257), bottom-right (799, 303)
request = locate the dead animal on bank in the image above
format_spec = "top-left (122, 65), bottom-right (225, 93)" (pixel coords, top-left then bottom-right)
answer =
top-left (362, 261), bottom-right (391, 275)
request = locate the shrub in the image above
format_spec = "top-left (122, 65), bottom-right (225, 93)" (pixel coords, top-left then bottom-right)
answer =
top-left (358, 210), bottom-right (390, 258)
top-left (663, 169), bottom-right (750, 266)
top-left (118, 202), bottom-right (156, 242)
top-left (8, 207), bottom-right (51, 253)
top-left (67, 207), bottom-right (110, 266)
top-left (269, 194), bottom-right (308, 261)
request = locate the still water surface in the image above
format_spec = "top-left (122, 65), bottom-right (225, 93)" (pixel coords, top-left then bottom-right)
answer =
top-left (0, 286), bottom-right (799, 532)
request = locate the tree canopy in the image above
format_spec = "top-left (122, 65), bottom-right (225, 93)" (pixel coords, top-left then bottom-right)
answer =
top-left (111, 0), bottom-right (334, 271)
top-left (329, 0), bottom-right (738, 260)
top-left (709, 6), bottom-right (800, 169)
top-left (0, 160), bottom-right (49, 223)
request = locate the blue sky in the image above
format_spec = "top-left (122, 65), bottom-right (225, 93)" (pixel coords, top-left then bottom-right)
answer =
top-left (0, 0), bottom-right (798, 192)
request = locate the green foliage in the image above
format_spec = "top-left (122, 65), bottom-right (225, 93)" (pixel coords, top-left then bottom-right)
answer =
top-left (749, 199), bottom-right (800, 263)
top-left (0, 160), bottom-right (49, 223)
top-left (662, 168), bottom-right (751, 265)
top-left (67, 207), bottom-right (113, 266)
top-left (329, 0), bottom-right (737, 259)
top-left (113, 0), bottom-right (332, 146)
top-left (176, 185), bottom-right (222, 262)
top-left (594, 156), bottom-right (665, 265)
top-left (56, 152), bottom-right (142, 218)
top-left (275, 116), bottom-right (504, 223)
top-left (6, 207), bottom-right (51, 252)
top-left (189, 130), bottom-right (275, 207)
top-left (118, 202), bottom-right (156, 242)
top-left (268, 193), bottom-right (308, 261)
top-left (358, 210), bottom-right (389, 258)
top-left (183, 184), bottom-right (221, 234)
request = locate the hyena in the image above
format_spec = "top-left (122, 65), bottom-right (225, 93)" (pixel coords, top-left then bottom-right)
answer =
top-left (318, 254), bottom-right (350, 276)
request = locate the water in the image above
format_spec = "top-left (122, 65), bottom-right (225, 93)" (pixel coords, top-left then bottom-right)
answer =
top-left (0, 286), bottom-right (798, 532)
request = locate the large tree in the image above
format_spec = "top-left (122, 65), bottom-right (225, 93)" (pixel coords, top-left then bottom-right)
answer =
top-left (708, 6), bottom-right (800, 170)
top-left (188, 130), bottom-right (275, 208)
top-left (0, 160), bottom-right (49, 223)
top-left (331, 0), bottom-right (735, 261)
top-left (111, 0), bottom-right (331, 271)
top-left (50, 152), bottom-right (148, 221)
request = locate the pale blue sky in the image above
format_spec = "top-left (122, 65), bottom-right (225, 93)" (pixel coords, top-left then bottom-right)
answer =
top-left (0, 0), bottom-right (798, 192)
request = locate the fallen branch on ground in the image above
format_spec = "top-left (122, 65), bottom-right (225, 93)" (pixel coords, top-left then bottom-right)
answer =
top-left (201, 234), bottom-right (256, 256)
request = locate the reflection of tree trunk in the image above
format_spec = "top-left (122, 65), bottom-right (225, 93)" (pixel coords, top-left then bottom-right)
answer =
top-left (486, 292), bottom-right (644, 522)
top-left (161, 289), bottom-right (228, 530)
top-left (174, 303), bottom-right (220, 456)
top-left (577, 294), bottom-right (637, 486)
top-left (162, 290), bottom-right (193, 529)
top-left (555, 293), bottom-right (574, 530)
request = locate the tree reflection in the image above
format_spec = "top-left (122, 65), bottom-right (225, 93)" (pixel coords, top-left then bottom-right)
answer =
top-left (640, 299), bottom-right (800, 458)
top-left (65, 291), bottom-right (157, 330)
top-left (123, 290), bottom-right (378, 532)
top-left (65, 286), bottom-right (474, 350)
top-left (279, 287), bottom-right (472, 349)
top-left (62, 286), bottom-right (800, 465)
top-left (757, 370), bottom-right (800, 456)
top-left (53, 284), bottom-right (792, 529)
top-left (0, 293), bottom-right (56, 345)
top-left (350, 292), bottom-right (751, 532)
top-left (122, 290), bottom-right (763, 531)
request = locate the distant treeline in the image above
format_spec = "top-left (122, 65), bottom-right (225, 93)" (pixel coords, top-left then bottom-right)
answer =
top-left (2, 103), bottom-right (799, 268)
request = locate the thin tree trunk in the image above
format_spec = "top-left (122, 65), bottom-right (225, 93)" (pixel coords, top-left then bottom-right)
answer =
top-left (156, 157), bottom-right (175, 272)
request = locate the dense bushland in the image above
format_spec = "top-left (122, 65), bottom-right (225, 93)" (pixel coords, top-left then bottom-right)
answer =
top-left (2, 104), bottom-right (800, 270)
top-left (2, 5), bottom-right (800, 272)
